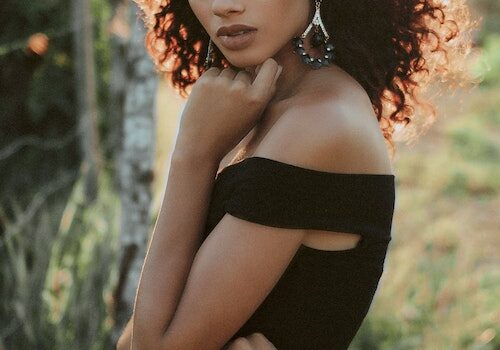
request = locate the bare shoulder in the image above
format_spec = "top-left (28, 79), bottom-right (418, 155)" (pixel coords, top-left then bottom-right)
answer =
top-left (253, 69), bottom-right (394, 175)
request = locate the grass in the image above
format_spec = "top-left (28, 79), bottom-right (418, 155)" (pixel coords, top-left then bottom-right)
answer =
top-left (0, 172), bottom-right (120, 350)
top-left (351, 79), bottom-right (500, 349)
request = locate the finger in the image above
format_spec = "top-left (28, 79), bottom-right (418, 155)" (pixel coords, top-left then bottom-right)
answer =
top-left (244, 64), bottom-right (261, 79)
top-left (244, 66), bottom-right (256, 76)
top-left (247, 333), bottom-right (278, 350)
top-left (250, 58), bottom-right (280, 98)
top-left (234, 69), bottom-right (253, 85)
top-left (219, 67), bottom-right (238, 80)
top-left (202, 66), bottom-right (221, 78)
top-left (225, 337), bottom-right (254, 350)
top-left (273, 65), bottom-right (283, 85)
top-left (255, 63), bottom-right (262, 76)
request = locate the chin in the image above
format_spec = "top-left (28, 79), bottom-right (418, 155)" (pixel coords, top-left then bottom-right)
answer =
top-left (223, 53), bottom-right (265, 70)
top-left (226, 60), bottom-right (258, 71)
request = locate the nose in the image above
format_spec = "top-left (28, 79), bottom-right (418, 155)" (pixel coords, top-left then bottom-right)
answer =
top-left (212, 0), bottom-right (244, 17)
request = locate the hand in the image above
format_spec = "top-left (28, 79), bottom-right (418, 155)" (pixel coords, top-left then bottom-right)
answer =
top-left (223, 333), bottom-right (278, 350)
top-left (174, 58), bottom-right (283, 163)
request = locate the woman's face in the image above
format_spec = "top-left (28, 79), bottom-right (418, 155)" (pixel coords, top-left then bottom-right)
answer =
top-left (188, 0), bottom-right (312, 69)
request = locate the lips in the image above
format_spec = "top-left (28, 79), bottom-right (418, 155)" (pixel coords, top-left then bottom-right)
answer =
top-left (217, 30), bottom-right (257, 50)
top-left (216, 24), bottom-right (257, 37)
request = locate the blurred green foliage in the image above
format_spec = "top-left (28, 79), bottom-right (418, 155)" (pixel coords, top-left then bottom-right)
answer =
top-left (350, 4), bottom-right (500, 348)
top-left (475, 34), bottom-right (500, 87)
top-left (475, 0), bottom-right (500, 42)
top-left (1, 0), bottom-right (115, 349)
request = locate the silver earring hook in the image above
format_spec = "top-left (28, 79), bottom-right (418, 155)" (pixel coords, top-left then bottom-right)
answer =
top-left (204, 37), bottom-right (215, 69)
top-left (301, 0), bottom-right (329, 41)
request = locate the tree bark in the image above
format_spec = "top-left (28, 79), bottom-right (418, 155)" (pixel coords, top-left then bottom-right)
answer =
top-left (108, 0), bottom-right (129, 191)
top-left (71, 0), bottom-right (101, 202)
top-left (112, 1), bottom-right (159, 344)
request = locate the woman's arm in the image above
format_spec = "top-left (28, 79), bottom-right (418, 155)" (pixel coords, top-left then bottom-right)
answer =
top-left (116, 317), bottom-right (133, 350)
top-left (131, 149), bottom-right (220, 349)
top-left (131, 59), bottom-right (283, 350)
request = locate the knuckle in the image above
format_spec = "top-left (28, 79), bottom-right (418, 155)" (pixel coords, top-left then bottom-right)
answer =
top-left (249, 332), bottom-right (266, 340)
top-left (247, 92), bottom-right (264, 106)
top-left (207, 66), bottom-right (220, 73)
top-left (232, 337), bottom-right (250, 347)
top-left (196, 77), bottom-right (207, 86)
top-left (201, 67), bottom-right (219, 79)
top-left (230, 80), bottom-right (247, 93)
top-left (197, 76), bottom-right (211, 86)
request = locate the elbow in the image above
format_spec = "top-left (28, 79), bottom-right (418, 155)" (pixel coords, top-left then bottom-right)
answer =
top-left (116, 335), bottom-right (130, 350)
top-left (133, 331), bottom-right (206, 350)
top-left (131, 318), bottom-right (163, 350)
top-left (131, 333), bottom-right (163, 350)
top-left (132, 324), bottom-right (180, 350)
top-left (132, 314), bottom-right (209, 350)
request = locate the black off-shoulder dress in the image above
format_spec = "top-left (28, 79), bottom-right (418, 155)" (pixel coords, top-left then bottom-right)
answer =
top-left (201, 156), bottom-right (396, 350)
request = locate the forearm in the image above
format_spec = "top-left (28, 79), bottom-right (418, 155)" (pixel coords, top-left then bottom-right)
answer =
top-left (131, 149), bottom-right (219, 349)
top-left (116, 318), bottom-right (133, 350)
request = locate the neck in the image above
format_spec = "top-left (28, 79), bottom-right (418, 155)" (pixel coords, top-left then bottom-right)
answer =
top-left (245, 39), bottom-right (324, 107)
top-left (238, 41), bottom-right (326, 149)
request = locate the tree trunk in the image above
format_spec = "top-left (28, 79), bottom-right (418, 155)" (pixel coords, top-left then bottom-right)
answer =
top-left (112, 1), bottom-right (159, 343)
top-left (71, 0), bottom-right (101, 203)
top-left (108, 0), bottom-right (129, 191)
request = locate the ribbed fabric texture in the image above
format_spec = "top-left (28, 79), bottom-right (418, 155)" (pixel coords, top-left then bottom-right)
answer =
top-left (202, 156), bottom-right (396, 350)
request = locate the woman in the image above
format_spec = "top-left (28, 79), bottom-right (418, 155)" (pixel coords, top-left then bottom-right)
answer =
top-left (117, 0), bottom-right (474, 349)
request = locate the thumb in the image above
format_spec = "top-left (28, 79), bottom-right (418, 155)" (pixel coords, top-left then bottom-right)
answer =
top-left (255, 63), bottom-right (263, 76)
top-left (273, 65), bottom-right (283, 85)
top-left (250, 58), bottom-right (280, 99)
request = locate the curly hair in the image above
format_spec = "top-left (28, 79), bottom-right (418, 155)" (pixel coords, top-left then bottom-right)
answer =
top-left (134, 0), bottom-right (479, 156)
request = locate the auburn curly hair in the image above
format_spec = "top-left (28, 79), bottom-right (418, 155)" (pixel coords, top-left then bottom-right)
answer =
top-left (134, 0), bottom-right (479, 156)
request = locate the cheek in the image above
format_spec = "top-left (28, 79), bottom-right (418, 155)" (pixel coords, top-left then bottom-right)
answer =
top-left (259, 0), bottom-right (309, 38)
top-left (188, 0), bottom-right (209, 27)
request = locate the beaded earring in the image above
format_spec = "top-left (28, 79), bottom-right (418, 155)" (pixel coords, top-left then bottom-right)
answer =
top-left (292, 0), bottom-right (335, 69)
top-left (204, 0), bottom-right (335, 70)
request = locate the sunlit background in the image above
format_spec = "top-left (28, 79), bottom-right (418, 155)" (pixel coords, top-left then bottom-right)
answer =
top-left (0, 1), bottom-right (498, 349)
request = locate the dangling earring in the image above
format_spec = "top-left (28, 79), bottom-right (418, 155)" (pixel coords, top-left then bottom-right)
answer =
top-left (204, 37), bottom-right (215, 69)
top-left (292, 0), bottom-right (335, 69)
